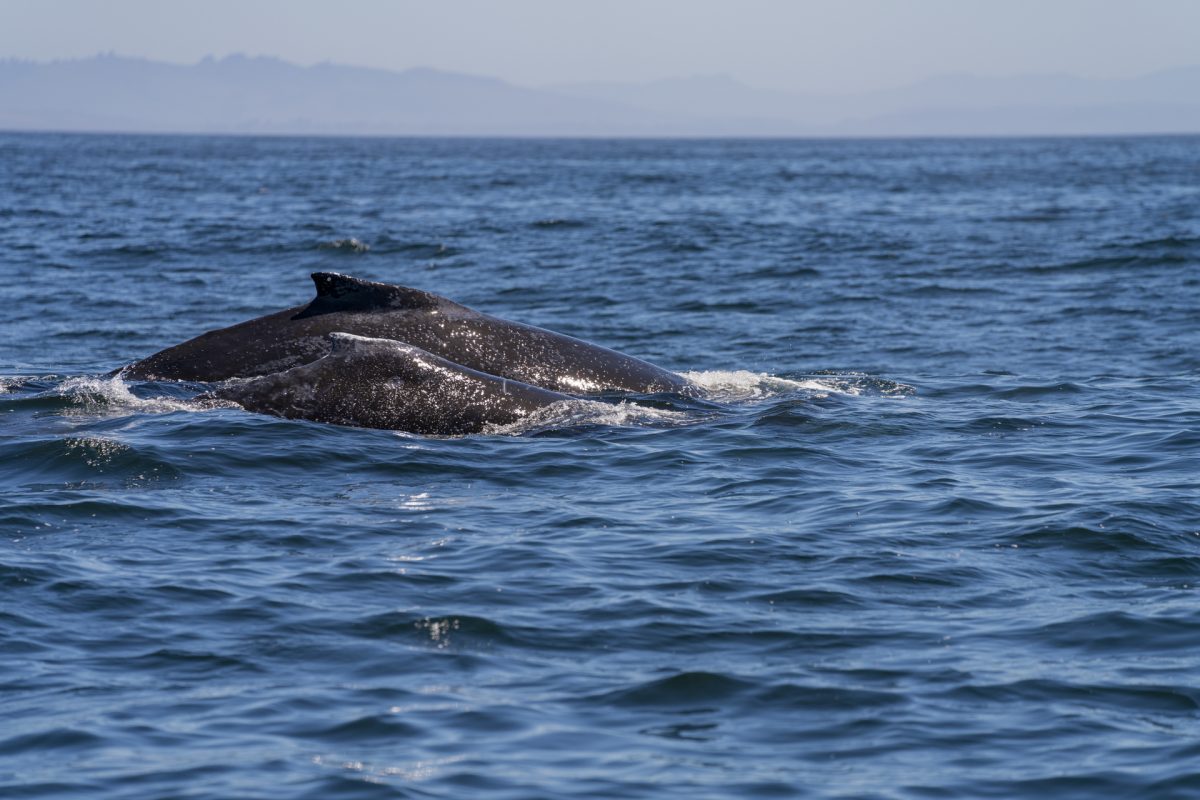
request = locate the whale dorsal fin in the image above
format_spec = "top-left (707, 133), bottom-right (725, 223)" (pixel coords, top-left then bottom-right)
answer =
top-left (293, 273), bottom-right (441, 319)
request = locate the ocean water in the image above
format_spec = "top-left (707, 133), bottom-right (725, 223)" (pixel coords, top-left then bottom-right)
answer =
top-left (2, 132), bottom-right (1199, 799)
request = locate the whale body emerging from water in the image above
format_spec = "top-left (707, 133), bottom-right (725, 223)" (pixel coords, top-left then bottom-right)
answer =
top-left (208, 333), bottom-right (571, 434)
top-left (124, 272), bottom-right (693, 395)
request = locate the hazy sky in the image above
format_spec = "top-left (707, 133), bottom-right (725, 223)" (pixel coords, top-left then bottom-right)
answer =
top-left (3, 0), bottom-right (1199, 93)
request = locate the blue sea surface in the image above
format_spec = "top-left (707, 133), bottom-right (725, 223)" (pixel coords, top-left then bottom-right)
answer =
top-left (2, 133), bottom-right (1199, 799)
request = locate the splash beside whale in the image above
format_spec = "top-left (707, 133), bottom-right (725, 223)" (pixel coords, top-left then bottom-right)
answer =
top-left (207, 333), bottom-right (571, 434)
top-left (124, 272), bottom-right (694, 395)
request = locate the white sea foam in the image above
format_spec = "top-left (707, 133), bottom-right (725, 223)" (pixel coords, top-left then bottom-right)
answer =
top-left (319, 237), bottom-right (370, 253)
top-left (56, 376), bottom-right (200, 416)
top-left (680, 369), bottom-right (862, 402)
top-left (483, 399), bottom-right (694, 436)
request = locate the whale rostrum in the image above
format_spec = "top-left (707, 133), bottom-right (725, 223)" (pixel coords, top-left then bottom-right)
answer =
top-left (123, 272), bottom-right (694, 395)
top-left (207, 333), bottom-right (571, 434)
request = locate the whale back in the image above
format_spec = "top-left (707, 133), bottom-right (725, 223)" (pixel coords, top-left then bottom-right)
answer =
top-left (211, 333), bottom-right (568, 434)
top-left (123, 272), bottom-right (694, 395)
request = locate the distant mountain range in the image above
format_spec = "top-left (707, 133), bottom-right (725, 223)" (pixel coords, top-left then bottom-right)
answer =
top-left (2, 54), bottom-right (1199, 137)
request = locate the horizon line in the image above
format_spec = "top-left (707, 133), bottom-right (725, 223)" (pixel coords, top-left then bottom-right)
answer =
top-left (5, 127), bottom-right (1199, 143)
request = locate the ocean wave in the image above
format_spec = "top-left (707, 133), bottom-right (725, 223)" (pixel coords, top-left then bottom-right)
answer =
top-left (530, 218), bottom-right (587, 229)
top-left (1111, 235), bottom-right (1199, 251)
top-left (370, 238), bottom-right (461, 258)
top-left (1023, 253), bottom-right (1190, 273)
top-left (0, 435), bottom-right (182, 490)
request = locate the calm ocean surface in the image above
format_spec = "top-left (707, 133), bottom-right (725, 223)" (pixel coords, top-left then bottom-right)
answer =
top-left (2, 133), bottom-right (1199, 799)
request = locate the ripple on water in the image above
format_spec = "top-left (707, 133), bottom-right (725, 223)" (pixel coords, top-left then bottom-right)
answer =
top-left (2, 435), bottom-right (182, 489)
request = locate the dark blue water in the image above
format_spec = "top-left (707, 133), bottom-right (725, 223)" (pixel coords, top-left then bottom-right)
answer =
top-left (2, 133), bottom-right (1200, 799)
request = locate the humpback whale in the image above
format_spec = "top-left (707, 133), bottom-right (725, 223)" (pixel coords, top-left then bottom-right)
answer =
top-left (208, 333), bottom-right (570, 434)
top-left (124, 273), bottom-right (693, 395)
